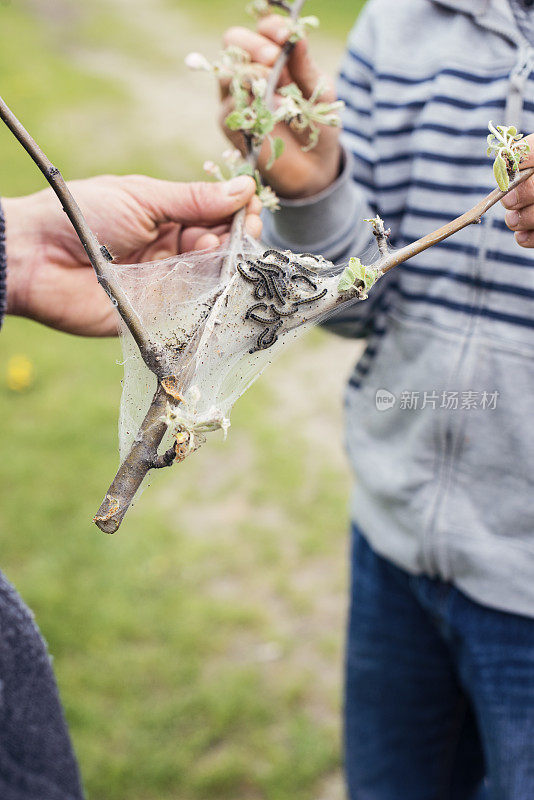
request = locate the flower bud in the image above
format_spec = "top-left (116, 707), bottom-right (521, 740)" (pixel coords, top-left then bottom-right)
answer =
top-left (185, 52), bottom-right (211, 72)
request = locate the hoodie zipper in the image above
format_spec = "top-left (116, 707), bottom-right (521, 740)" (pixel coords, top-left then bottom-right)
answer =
top-left (421, 1), bottom-right (532, 578)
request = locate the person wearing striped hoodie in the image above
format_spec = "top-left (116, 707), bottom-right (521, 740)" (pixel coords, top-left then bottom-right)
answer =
top-left (223, 1), bottom-right (534, 797)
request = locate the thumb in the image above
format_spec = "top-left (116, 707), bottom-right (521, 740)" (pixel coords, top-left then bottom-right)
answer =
top-left (138, 175), bottom-right (257, 226)
top-left (257, 15), bottom-right (334, 101)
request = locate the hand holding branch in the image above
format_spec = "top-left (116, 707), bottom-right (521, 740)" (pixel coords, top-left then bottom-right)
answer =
top-left (502, 133), bottom-right (534, 248)
top-left (220, 12), bottom-right (341, 198)
top-left (2, 4), bottom-right (534, 536)
top-left (4, 175), bottom-right (261, 336)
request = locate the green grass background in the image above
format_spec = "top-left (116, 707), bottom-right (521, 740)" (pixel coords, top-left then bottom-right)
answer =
top-left (0, 1), bottom-right (365, 797)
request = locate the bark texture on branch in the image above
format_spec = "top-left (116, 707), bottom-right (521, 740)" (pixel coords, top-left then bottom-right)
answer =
top-left (378, 166), bottom-right (534, 275)
top-left (93, 384), bottom-right (170, 533)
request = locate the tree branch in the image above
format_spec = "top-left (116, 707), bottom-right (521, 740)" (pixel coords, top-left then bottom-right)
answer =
top-left (3, 90), bottom-right (532, 536)
top-left (221, 0), bottom-right (307, 281)
top-left (377, 166), bottom-right (534, 275)
top-left (0, 95), bottom-right (166, 377)
top-left (93, 383), bottom-right (171, 533)
top-left (0, 95), bottom-right (179, 534)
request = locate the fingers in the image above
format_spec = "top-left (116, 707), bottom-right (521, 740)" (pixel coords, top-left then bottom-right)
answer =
top-left (221, 17), bottom-right (332, 101)
top-left (187, 210), bottom-right (262, 249)
top-left (288, 40), bottom-right (336, 101)
top-left (504, 204), bottom-right (534, 230)
top-left (518, 133), bottom-right (534, 169)
top-left (134, 175), bottom-right (257, 226)
top-left (501, 134), bottom-right (534, 211)
top-left (514, 230), bottom-right (534, 247)
top-left (245, 211), bottom-right (263, 239)
top-left (503, 202), bottom-right (534, 246)
top-left (181, 194), bottom-right (262, 251)
top-left (502, 174), bottom-right (534, 212)
top-left (501, 153), bottom-right (534, 246)
top-left (258, 15), bottom-right (334, 100)
top-left (193, 233), bottom-right (220, 251)
top-left (188, 216), bottom-right (262, 252)
top-left (223, 25), bottom-right (281, 67)
top-left (180, 225), bottom-right (226, 252)
top-left (248, 195), bottom-right (262, 214)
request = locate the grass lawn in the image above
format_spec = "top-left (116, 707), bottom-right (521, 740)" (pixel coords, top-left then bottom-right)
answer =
top-left (0, 1), bottom-right (363, 797)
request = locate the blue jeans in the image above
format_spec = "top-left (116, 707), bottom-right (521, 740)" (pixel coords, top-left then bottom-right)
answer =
top-left (345, 525), bottom-right (534, 800)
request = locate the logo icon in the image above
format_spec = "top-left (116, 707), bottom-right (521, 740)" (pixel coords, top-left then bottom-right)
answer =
top-left (375, 389), bottom-right (396, 411)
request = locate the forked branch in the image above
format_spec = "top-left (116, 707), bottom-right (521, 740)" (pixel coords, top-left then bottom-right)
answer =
top-left (1, 95), bottom-right (532, 535)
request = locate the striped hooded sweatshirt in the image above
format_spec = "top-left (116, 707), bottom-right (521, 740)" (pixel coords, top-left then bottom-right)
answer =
top-left (263, 0), bottom-right (534, 617)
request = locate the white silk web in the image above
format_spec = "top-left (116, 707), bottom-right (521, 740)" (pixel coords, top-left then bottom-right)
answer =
top-left (109, 233), bottom-right (374, 462)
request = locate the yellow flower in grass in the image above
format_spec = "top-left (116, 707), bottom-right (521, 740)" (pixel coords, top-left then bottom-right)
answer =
top-left (6, 354), bottom-right (34, 392)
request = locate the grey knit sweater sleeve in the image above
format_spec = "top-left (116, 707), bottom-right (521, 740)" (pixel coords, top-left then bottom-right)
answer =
top-left (0, 572), bottom-right (85, 799)
top-left (0, 202), bottom-right (84, 798)
top-left (0, 200), bottom-right (6, 329)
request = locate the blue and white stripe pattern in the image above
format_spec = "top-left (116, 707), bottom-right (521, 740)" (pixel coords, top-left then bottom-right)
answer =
top-left (335, 0), bottom-right (534, 397)
top-left (266, 0), bottom-right (534, 615)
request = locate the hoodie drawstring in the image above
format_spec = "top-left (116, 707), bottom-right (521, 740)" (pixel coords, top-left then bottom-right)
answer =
top-left (505, 44), bottom-right (534, 125)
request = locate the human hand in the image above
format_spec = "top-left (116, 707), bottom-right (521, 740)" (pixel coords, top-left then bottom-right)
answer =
top-left (4, 174), bottom-right (261, 336)
top-left (220, 14), bottom-right (341, 199)
top-left (502, 133), bottom-right (534, 247)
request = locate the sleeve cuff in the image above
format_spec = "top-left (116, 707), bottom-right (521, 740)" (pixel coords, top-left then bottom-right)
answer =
top-left (0, 199), bottom-right (6, 330)
top-left (261, 147), bottom-right (374, 263)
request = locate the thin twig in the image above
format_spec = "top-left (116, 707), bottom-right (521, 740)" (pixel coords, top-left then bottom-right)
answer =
top-left (222, 0), bottom-right (307, 281)
top-left (377, 166), bottom-right (534, 274)
top-left (367, 216), bottom-right (391, 259)
top-left (267, 0), bottom-right (292, 12)
top-left (0, 95), bottom-right (166, 377)
top-left (276, 165), bottom-right (534, 335)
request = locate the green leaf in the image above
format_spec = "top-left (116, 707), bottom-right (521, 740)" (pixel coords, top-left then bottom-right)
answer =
top-left (273, 136), bottom-right (285, 160)
top-left (337, 266), bottom-right (356, 293)
top-left (493, 152), bottom-right (510, 192)
top-left (279, 83), bottom-right (302, 100)
top-left (225, 111), bottom-right (246, 131)
top-left (236, 163), bottom-right (255, 177)
top-left (265, 136), bottom-right (285, 170)
top-left (363, 268), bottom-right (378, 291)
top-left (338, 257), bottom-right (378, 294)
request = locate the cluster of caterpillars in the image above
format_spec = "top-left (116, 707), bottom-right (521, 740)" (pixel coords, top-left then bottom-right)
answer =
top-left (237, 249), bottom-right (328, 353)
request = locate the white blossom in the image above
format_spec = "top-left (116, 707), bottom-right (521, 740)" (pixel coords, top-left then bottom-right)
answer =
top-left (203, 161), bottom-right (224, 180)
top-left (185, 52), bottom-right (212, 72)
